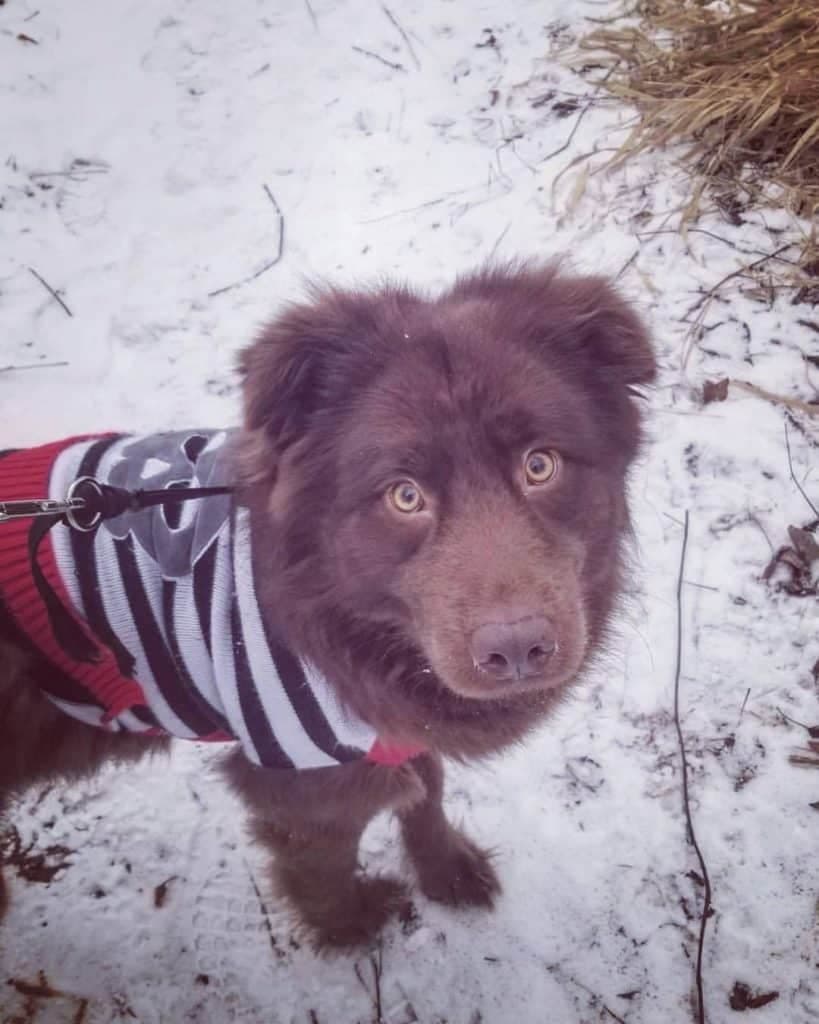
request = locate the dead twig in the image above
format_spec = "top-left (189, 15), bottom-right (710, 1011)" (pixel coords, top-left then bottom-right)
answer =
top-left (0, 360), bottom-right (69, 373)
top-left (544, 62), bottom-right (620, 168)
top-left (775, 706), bottom-right (813, 732)
top-left (208, 186), bottom-right (285, 298)
top-left (382, 5), bottom-right (420, 69)
top-left (245, 862), bottom-right (279, 963)
top-left (731, 379), bottom-right (819, 418)
top-left (785, 418), bottom-right (818, 517)
top-left (304, 0), bottom-right (318, 31)
top-left (27, 267), bottom-right (73, 318)
top-left (488, 221), bottom-right (511, 260)
top-left (637, 226), bottom-right (801, 266)
top-left (684, 244), bottom-right (792, 319)
top-left (672, 511), bottom-right (711, 1024)
top-left (788, 753), bottom-right (819, 768)
top-left (354, 946), bottom-right (384, 1024)
top-left (542, 101), bottom-right (594, 164)
top-left (615, 248), bottom-right (640, 281)
top-left (739, 688), bottom-right (751, 718)
top-left (352, 45), bottom-right (406, 73)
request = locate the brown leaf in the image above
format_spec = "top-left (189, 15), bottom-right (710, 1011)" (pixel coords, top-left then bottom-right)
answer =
top-left (703, 378), bottom-right (729, 404)
top-left (747, 991), bottom-right (779, 1009)
top-left (153, 875), bottom-right (176, 908)
top-left (788, 525), bottom-right (819, 564)
top-left (729, 981), bottom-right (779, 1011)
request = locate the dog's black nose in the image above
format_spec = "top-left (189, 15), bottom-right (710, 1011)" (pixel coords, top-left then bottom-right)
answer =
top-left (470, 610), bottom-right (555, 682)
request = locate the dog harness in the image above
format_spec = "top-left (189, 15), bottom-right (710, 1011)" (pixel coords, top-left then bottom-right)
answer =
top-left (0, 432), bottom-right (420, 770)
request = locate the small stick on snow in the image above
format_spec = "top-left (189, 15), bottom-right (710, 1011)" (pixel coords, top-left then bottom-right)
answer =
top-left (784, 418), bottom-right (819, 516)
top-left (353, 946), bottom-right (384, 1023)
top-left (615, 248), bottom-right (639, 281)
top-left (672, 511), bottom-right (712, 1024)
top-left (541, 102), bottom-right (594, 164)
top-left (304, 0), bottom-right (318, 31)
top-left (382, 5), bottom-right (421, 69)
top-left (27, 267), bottom-right (73, 318)
top-left (775, 706), bottom-right (811, 731)
top-left (788, 754), bottom-right (819, 768)
top-left (352, 45), bottom-right (407, 73)
top-left (245, 862), bottom-right (279, 964)
top-left (684, 243), bottom-right (793, 319)
top-left (543, 62), bottom-right (619, 166)
top-left (739, 688), bottom-right (751, 718)
top-left (208, 186), bottom-right (285, 298)
top-left (0, 360), bottom-right (69, 373)
top-left (637, 226), bottom-right (801, 266)
top-left (731, 379), bottom-right (819, 418)
top-left (488, 222), bottom-right (511, 260)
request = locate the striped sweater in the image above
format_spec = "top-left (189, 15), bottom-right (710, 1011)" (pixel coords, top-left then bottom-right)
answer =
top-left (0, 432), bottom-right (421, 770)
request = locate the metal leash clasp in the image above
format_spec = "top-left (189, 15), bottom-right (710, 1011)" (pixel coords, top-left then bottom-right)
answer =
top-left (64, 476), bottom-right (105, 531)
top-left (0, 476), bottom-right (103, 531)
top-left (0, 496), bottom-right (86, 523)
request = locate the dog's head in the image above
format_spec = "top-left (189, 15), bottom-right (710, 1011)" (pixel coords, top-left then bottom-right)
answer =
top-left (240, 263), bottom-right (654, 742)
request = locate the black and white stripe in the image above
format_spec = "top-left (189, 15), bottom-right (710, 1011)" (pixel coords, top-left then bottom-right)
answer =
top-left (48, 431), bottom-right (376, 768)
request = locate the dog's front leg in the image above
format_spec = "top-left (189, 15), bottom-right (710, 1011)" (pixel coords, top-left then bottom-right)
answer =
top-left (399, 752), bottom-right (501, 909)
top-left (221, 750), bottom-right (425, 950)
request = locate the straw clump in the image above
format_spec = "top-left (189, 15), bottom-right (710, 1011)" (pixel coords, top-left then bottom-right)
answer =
top-left (579, 0), bottom-right (819, 296)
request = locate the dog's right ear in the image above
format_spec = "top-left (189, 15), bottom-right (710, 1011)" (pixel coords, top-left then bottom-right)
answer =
top-left (240, 314), bottom-right (324, 454)
top-left (239, 305), bottom-right (340, 491)
top-left (238, 288), bottom-right (391, 481)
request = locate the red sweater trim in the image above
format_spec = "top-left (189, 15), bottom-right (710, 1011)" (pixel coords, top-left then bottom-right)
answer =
top-left (0, 437), bottom-right (149, 724)
top-left (366, 739), bottom-right (426, 766)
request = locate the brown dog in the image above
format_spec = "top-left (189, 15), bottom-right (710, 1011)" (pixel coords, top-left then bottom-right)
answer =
top-left (0, 262), bottom-right (655, 949)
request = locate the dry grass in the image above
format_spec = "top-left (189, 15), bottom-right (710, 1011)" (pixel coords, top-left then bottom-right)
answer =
top-left (578, 0), bottom-right (819, 300)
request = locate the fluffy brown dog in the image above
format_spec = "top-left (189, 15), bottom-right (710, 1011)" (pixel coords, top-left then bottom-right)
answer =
top-left (0, 262), bottom-right (655, 948)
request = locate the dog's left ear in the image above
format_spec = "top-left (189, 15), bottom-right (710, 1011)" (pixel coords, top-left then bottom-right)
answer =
top-left (557, 273), bottom-right (656, 388)
top-left (453, 263), bottom-right (656, 389)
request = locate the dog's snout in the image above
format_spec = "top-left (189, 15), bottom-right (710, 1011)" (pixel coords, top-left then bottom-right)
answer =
top-left (470, 609), bottom-right (555, 682)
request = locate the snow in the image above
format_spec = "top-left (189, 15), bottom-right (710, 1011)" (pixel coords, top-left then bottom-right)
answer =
top-left (1, 1), bottom-right (817, 1022)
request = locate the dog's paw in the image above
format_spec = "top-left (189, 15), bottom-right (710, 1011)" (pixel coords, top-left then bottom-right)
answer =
top-left (414, 831), bottom-right (501, 910)
top-left (310, 876), bottom-right (409, 952)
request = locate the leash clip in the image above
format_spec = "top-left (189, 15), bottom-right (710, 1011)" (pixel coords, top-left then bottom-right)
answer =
top-left (65, 476), bottom-right (105, 532)
top-left (0, 495), bottom-right (86, 523)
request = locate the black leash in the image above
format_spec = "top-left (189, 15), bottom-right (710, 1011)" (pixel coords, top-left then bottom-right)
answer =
top-left (1, 476), bottom-right (234, 664)
top-left (0, 476), bottom-right (234, 530)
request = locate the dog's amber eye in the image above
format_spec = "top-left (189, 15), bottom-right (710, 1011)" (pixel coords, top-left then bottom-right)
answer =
top-left (388, 480), bottom-right (425, 514)
top-left (524, 450), bottom-right (559, 486)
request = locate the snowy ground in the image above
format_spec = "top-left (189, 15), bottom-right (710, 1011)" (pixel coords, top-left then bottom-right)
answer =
top-left (1, 1), bottom-right (817, 1022)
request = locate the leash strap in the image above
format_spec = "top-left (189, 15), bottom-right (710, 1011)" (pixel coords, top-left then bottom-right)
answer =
top-left (1, 479), bottom-right (234, 529)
